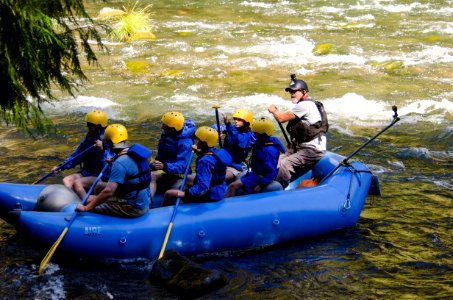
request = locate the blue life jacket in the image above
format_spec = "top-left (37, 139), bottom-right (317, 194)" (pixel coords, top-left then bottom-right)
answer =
top-left (186, 148), bottom-right (231, 201)
top-left (205, 148), bottom-right (232, 186)
top-left (155, 120), bottom-right (195, 174)
top-left (118, 144), bottom-right (152, 192)
top-left (249, 136), bottom-right (286, 183)
top-left (62, 129), bottom-right (106, 177)
top-left (223, 124), bottom-right (255, 170)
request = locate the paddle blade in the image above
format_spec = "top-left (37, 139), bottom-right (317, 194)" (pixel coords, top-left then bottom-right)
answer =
top-left (38, 227), bottom-right (68, 274)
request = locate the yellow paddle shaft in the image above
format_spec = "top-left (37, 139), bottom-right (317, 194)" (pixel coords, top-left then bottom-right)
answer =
top-left (158, 222), bottom-right (174, 259)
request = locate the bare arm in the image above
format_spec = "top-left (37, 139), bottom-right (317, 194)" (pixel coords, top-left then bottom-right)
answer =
top-left (76, 181), bottom-right (118, 211)
top-left (268, 105), bottom-right (297, 123)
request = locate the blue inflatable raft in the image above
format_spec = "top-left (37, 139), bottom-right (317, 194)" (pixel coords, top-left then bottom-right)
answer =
top-left (0, 152), bottom-right (376, 260)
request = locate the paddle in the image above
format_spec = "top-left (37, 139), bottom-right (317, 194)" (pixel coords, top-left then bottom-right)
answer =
top-left (270, 113), bottom-right (290, 145)
top-left (319, 105), bottom-right (400, 184)
top-left (158, 151), bottom-right (194, 259)
top-left (276, 119), bottom-right (291, 145)
top-left (212, 105), bottom-right (223, 148)
top-left (38, 163), bottom-right (109, 274)
top-left (33, 144), bottom-right (96, 184)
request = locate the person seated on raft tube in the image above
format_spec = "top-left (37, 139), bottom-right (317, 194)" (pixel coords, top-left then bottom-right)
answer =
top-left (268, 76), bottom-right (327, 189)
top-left (161, 126), bottom-right (231, 206)
top-left (221, 109), bottom-right (256, 183)
top-left (52, 110), bottom-right (111, 193)
top-left (76, 124), bottom-right (152, 218)
top-left (225, 117), bottom-right (286, 197)
top-left (149, 111), bottom-right (195, 200)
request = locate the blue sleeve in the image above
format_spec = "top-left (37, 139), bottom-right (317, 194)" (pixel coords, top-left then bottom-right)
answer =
top-left (259, 147), bottom-right (279, 186)
top-left (186, 158), bottom-right (212, 197)
top-left (60, 135), bottom-right (88, 170)
top-left (165, 138), bottom-right (192, 174)
top-left (225, 124), bottom-right (254, 149)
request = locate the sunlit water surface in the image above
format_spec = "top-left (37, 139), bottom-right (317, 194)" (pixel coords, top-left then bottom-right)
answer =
top-left (1, 0), bottom-right (452, 299)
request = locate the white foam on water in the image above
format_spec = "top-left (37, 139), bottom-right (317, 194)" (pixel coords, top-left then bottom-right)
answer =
top-left (41, 95), bottom-right (120, 118)
top-left (322, 93), bottom-right (387, 122)
top-left (240, 1), bottom-right (297, 16)
top-left (398, 98), bottom-right (453, 115)
top-left (387, 160), bottom-right (406, 170)
top-left (421, 22), bottom-right (453, 35)
top-left (164, 20), bottom-right (229, 31)
top-left (34, 263), bottom-right (66, 300)
top-left (350, 1), bottom-right (428, 13)
top-left (240, 1), bottom-right (274, 9)
top-left (320, 94), bottom-right (452, 124)
top-left (318, 6), bottom-right (345, 14)
top-left (345, 14), bottom-right (376, 22)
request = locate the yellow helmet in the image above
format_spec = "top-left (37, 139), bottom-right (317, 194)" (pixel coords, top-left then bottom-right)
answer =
top-left (252, 117), bottom-right (275, 136)
top-left (161, 111), bottom-right (184, 131)
top-left (104, 124), bottom-right (128, 144)
top-left (195, 126), bottom-right (218, 147)
top-left (85, 110), bottom-right (108, 127)
top-left (232, 109), bottom-right (253, 125)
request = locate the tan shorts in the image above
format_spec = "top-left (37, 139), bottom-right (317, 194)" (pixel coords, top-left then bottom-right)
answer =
top-left (92, 196), bottom-right (148, 218)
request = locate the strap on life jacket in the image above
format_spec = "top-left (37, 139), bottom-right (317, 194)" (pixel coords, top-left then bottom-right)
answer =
top-left (116, 144), bottom-right (152, 192)
top-left (286, 99), bottom-right (329, 143)
top-left (204, 149), bottom-right (231, 186)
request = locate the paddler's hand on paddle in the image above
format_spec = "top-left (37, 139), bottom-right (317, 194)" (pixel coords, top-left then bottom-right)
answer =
top-left (268, 104), bottom-right (278, 114)
top-left (51, 166), bottom-right (61, 174)
top-left (191, 144), bottom-right (201, 155)
top-left (95, 139), bottom-right (103, 150)
top-left (75, 195), bottom-right (95, 212)
top-left (151, 160), bottom-right (165, 171)
top-left (75, 203), bottom-right (88, 212)
top-left (223, 113), bottom-right (230, 125)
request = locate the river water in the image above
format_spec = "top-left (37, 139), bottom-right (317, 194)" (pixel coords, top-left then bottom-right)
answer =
top-left (0, 0), bottom-right (452, 299)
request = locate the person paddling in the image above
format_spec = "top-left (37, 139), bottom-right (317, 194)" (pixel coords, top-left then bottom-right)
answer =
top-left (161, 126), bottom-right (230, 206)
top-left (76, 124), bottom-right (152, 217)
top-left (225, 117), bottom-right (286, 197)
top-left (52, 110), bottom-right (110, 192)
top-left (222, 109), bottom-right (256, 183)
top-left (268, 75), bottom-right (327, 189)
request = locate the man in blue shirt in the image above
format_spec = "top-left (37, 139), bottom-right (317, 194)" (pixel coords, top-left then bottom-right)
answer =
top-left (76, 124), bottom-right (152, 218)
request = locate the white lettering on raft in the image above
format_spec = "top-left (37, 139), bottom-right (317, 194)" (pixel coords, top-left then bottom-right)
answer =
top-left (84, 226), bottom-right (102, 235)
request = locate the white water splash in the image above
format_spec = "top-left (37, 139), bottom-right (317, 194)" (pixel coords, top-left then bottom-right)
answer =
top-left (41, 96), bottom-right (121, 118)
top-left (33, 263), bottom-right (66, 300)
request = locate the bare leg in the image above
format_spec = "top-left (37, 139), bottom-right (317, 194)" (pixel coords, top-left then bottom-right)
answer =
top-left (225, 179), bottom-right (243, 198)
top-left (161, 189), bottom-right (179, 207)
top-left (150, 171), bottom-right (163, 199)
top-left (62, 173), bottom-right (83, 190)
top-left (73, 176), bottom-right (94, 199)
top-left (74, 177), bottom-right (107, 199)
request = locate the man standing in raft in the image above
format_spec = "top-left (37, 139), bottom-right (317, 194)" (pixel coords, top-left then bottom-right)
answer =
top-left (268, 75), bottom-right (328, 189)
top-left (76, 124), bottom-right (152, 217)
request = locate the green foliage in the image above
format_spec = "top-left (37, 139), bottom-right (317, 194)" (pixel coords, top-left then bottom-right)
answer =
top-left (108, 1), bottom-right (155, 42)
top-left (0, 0), bottom-right (106, 133)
